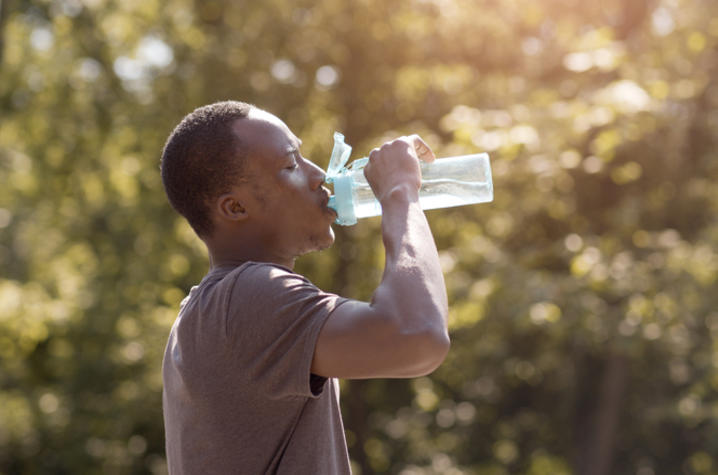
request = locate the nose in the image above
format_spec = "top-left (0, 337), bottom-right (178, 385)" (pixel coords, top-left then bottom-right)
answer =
top-left (307, 160), bottom-right (326, 190)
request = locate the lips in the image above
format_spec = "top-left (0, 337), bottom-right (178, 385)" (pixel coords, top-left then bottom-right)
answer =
top-left (320, 187), bottom-right (331, 204)
top-left (321, 191), bottom-right (337, 218)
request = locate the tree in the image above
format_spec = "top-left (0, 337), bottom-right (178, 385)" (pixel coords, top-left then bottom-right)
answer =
top-left (1, 0), bottom-right (716, 473)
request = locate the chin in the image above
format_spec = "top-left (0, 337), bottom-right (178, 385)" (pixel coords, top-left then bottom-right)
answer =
top-left (318, 228), bottom-right (336, 250)
top-left (311, 227), bottom-right (335, 252)
top-left (295, 228), bottom-right (335, 257)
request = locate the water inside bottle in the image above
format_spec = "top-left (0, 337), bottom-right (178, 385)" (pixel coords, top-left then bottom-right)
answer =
top-left (351, 178), bottom-right (493, 219)
top-left (417, 178), bottom-right (493, 210)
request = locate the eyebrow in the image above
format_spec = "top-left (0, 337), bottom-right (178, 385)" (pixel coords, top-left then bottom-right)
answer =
top-left (285, 139), bottom-right (303, 155)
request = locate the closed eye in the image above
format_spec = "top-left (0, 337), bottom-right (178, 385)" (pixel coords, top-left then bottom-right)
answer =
top-left (286, 150), bottom-right (303, 169)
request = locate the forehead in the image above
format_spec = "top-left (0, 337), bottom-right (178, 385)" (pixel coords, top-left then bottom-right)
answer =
top-left (232, 109), bottom-right (299, 162)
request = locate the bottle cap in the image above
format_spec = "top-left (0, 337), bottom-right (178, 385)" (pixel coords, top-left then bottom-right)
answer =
top-left (325, 132), bottom-right (352, 182)
top-left (325, 132), bottom-right (357, 225)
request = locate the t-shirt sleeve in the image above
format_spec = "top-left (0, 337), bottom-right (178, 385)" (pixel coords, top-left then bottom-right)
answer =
top-left (225, 263), bottom-right (348, 400)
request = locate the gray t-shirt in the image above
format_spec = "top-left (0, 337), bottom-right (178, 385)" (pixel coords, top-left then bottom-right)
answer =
top-left (162, 262), bottom-right (352, 474)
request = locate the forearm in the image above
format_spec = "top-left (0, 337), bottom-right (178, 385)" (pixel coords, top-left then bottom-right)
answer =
top-left (371, 188), bottom-right (449, 339)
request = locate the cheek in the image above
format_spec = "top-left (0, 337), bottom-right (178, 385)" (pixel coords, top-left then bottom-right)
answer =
top-left (248, 182), bottom-right (270, 211)
top-left (279, 169), bottom-right (304, 185)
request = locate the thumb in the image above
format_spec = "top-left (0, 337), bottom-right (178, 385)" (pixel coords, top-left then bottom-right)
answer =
top-left (409, 134), bottom-right (436, 162)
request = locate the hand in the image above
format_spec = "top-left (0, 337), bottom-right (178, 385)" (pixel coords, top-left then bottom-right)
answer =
top-left (363, 135), bottom-right (436, 204)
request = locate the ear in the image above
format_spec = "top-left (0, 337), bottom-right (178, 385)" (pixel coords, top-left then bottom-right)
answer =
top-left (216, 192), bottom-right (249, 222)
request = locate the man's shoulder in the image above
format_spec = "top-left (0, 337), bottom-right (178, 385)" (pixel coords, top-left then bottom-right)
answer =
top-left (210, 261), bottom-right (314, 299)
top-left (223, 261), bottom-right (308, 284)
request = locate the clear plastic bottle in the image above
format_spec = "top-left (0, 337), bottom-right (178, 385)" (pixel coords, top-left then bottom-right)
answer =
top-left (326, 134), bottom-right (493, 226)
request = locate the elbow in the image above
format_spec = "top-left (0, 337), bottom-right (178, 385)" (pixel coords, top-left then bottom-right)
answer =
top-left (370, 303), bottom-right (451, 378)
top-left (416, 329), bottom-right (451, 376)
top-left (398, 326), bottom-right (450, 377)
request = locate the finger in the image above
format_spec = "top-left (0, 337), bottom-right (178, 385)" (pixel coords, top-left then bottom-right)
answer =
top-left (409, 134), bottom-right (436, 162)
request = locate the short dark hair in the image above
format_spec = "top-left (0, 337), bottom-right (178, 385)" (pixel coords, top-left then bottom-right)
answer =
top-left (160, 100), bottom-right (253, 237)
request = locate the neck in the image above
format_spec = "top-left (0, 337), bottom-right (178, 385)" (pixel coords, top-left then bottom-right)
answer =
top-left (206, 233), bottom-right (295, 271)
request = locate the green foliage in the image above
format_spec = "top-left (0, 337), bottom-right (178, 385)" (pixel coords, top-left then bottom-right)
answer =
top-left (1, 0), bottom-right (717, 473)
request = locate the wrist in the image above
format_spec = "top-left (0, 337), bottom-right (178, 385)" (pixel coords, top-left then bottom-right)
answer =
top-left (378, 184), bottom-right (420, 208)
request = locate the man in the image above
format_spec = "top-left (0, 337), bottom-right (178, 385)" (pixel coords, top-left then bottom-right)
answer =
top-left (160, 100), bottom-right (449, 474)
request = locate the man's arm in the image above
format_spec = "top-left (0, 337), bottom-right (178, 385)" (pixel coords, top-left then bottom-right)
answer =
top-left (311, 136), bottom-right (450, 379)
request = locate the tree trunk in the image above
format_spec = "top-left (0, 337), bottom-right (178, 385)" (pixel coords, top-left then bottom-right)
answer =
top-left (0, 0), bottom-right (9, 66)
top-left (345, 379), bottom-right (372, 474)
top-left (577, 352), bottom-right (630, 475)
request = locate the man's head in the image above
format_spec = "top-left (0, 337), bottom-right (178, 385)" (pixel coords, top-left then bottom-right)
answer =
top-left (161, 101), bottom-right (336, 266)
top-left (161, 100), bottom-right (252, 238)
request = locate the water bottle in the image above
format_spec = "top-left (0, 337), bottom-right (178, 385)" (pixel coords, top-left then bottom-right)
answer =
top-left (325, 133), bottom-right (493, 226)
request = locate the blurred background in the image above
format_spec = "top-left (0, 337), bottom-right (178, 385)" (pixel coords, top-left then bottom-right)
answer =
top-left (1, 0), bottom-right (717, 473)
